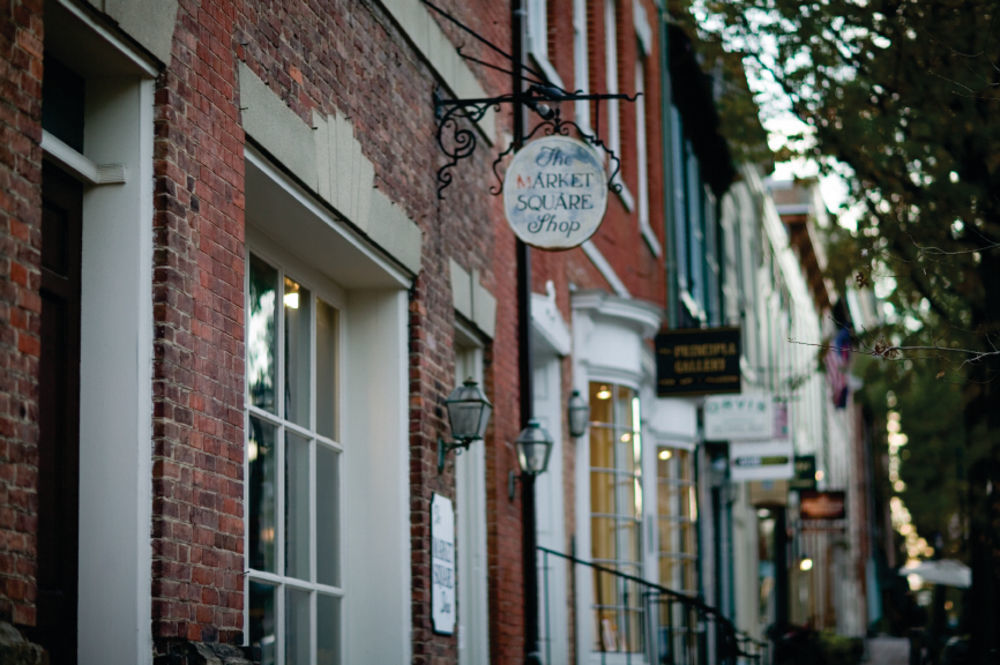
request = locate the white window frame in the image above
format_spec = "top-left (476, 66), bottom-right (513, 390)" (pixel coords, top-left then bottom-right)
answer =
top-left (603, 0), bottom-right (634, 211)
top-left (655, 444), bottom-right (698, 595)
top-left (634, 54), bottom-right (659, 256)
top-left (454, 326), bottom-right (490, 665)
top-left (244, 147), bottom-right (412, 664)
top-left (245, 245), bottom-right (348, 665)
top-left (573, 0), bottom-right (592, 131)
top-left (527, 0), bottom-right (564, 87)
top-left (587, 380), bottom-right (645, 656)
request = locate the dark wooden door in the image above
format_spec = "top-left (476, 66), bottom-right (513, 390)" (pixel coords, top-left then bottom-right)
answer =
top-left (33, 162), bottom-right (81, 664)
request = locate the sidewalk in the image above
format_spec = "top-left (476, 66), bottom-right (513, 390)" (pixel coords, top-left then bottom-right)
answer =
top-left (864, 635), bottom-right (910, 665)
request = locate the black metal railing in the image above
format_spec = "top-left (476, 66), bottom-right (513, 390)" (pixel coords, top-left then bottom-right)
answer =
top-left (538, 546), bottom-right (769, 665)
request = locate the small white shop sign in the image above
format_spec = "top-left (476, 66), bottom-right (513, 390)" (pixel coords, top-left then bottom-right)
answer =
top-left (704, 394), bottom-right (773, 441)
top-left (729, 440), bottom-right (794, 482)
top-left (431, 493), bottom-right (456, 634)
top-left (502, 135), bottom-right (608, 250)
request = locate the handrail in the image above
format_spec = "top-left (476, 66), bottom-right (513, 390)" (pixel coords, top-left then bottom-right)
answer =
top-left (537, 545), bottom-right (769, 664)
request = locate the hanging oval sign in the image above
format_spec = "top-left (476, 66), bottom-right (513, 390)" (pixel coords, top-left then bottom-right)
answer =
top-left (503, 135), bottom-right (608, 250)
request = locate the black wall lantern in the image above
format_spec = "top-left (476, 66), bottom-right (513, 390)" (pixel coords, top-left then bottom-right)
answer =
top-left (567, 389), bottom-right (590, 438)
top-left (508, 419), bottom-right (554, 500)
top-left (438, 378), bottom-right (492, 472)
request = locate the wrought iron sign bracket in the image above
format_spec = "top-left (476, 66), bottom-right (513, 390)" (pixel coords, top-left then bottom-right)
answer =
top-left (422, 0), bottom-right (639, 199)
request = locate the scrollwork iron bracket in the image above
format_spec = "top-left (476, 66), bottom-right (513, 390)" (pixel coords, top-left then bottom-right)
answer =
top-left (423, 0), bottom-right (639, 199)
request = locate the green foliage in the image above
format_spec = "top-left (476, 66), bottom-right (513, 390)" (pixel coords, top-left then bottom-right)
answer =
top-left (688, 0), bottom-right (1000, 567)
top-left (688, 0), bottom-right (1000, 338)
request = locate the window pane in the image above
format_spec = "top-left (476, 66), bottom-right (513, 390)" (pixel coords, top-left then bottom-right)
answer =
top-left (619, 520), bottom-right (640, 562)
top-left (590, 470), bottom-right (615, 515)
top-left (590, 383), bottom-right (613, 422)
top-left (591, 517), bottom-right (616, 562)
top-left (286, 431), bottom-right (310, 580)
top-left (285, 587), bottom-right (310, 665)
top-left (615, 385), bottom-right (634, 428)
top-left (248, 255), bottom-right (277, 413)
top-left (316, 298), bottom-right (338, 439)
top-left (316, 444), bottom-right (340, 586)
top-left (284, 276), bottom-right (311, 427)
top-left (249, 581), bottom-right (276, 665)
top-left (249, 416), bottom-right (277, 572)
top-left (317, 593), bottom-right (341, 665)
top-left (589, 380), bottom-right (644, 653)
top-left (590, 426), bottom-right (614, 468)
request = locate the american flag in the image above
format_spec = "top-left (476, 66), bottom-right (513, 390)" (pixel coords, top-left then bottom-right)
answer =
top-left (824, 327), bottom-right (851, 409)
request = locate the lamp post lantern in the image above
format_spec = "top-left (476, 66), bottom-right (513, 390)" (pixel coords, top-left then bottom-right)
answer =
top-left (508, 419), bottom-right (554, 500)
top-left (568, 389), bottom-right (590, 438)
top-left (438, 378), bottom-right (492, 472)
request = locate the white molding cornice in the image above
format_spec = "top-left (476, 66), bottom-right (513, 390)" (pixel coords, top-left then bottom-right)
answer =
top-left (42, 130), bottom-right (127, 185)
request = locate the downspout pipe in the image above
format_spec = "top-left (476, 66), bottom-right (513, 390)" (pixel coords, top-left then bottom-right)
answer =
top-left (511, 2), bottom-right (541, 663)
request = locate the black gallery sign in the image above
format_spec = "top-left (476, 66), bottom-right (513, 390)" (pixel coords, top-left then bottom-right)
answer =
top-left (655, 327), bottom-right (741, 397)
top-left (502, 135), bottom-right (608, 250)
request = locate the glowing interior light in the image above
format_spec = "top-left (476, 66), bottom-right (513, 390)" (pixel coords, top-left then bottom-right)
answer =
top-left (596, 386), bottom-right (612, 400)
top-left (283, 291), bottom-right (300, 309)
top-left (658, 449), bottom-right (673, 461)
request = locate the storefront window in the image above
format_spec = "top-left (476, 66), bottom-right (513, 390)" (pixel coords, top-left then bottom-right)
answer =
top-left (589, 382), bottom-right (643, 652)
top-left (656, 446), bottom-right (698, 594)
top-left (247, 252), bottom-right (342, 665)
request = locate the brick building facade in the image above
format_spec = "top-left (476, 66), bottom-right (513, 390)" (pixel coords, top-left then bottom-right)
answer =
top-left (1, 0), bottom-right (532, 662)
top-left (0, 0), bottom-right (770, 664)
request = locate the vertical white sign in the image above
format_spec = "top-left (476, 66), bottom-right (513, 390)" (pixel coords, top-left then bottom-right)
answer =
top-left (431, 492), bottom-right (456, 634)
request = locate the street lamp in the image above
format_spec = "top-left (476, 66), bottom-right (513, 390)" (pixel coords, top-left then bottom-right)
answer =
top-left (567, 389), bottom-right (590, 438)
top-left (508, 419), bottom-right (553, 499)
top-left (438, 378), bottom-right (493, 472)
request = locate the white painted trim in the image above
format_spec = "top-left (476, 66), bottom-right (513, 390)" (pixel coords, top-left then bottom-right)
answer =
top-left (613, 176), bottom-right (635, 212)
top-left (55, 0), bottom-right (160, 76)
top-left (41, 130), bottom-right (126, 185)
top-left (581, 241), bottom-right (630, 298)
top-left (572, 0), bottom-right (591, 130)
top-left (571, 290), bottom-right (663, 341)
top-left (531, 51), bottom-right (565, 91)
top-left (76, 72), bottom-right (154, 665)
top-left (453, 339), bottom-right (489, 665)
top-left (633, 2), bottom-right (653, 56)
top-left (135, 77), bottom-right (155, 665)
top-left (531, 285), bottom-right (572, 357)
top-left (246, 147), bottom-right (412, 289)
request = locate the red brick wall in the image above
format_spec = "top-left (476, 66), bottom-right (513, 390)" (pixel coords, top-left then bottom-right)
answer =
top-left (150, 0), bottom-right (246, 645)
top-left (0, 0), bottom-right (43, 629)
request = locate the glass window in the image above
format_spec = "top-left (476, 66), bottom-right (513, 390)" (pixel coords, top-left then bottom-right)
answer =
top-left (656, 447), bottom-right (697, 594)
top-left (247, 253), bottom-right (342, 665)
top-left (670, 107), bottom-right (688, 294)
top-left (589, 382), bottom-right (643, 653)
